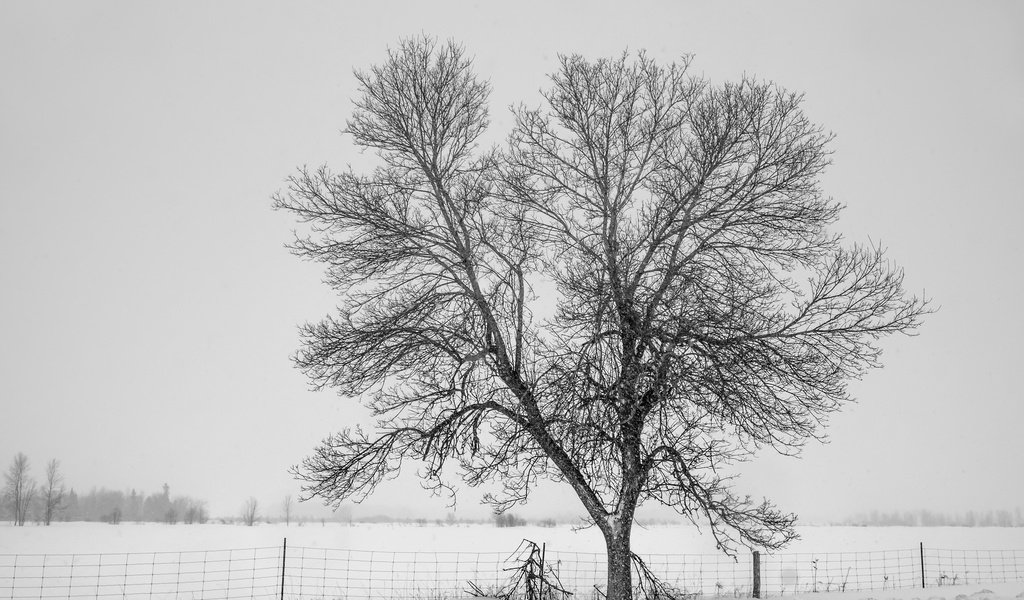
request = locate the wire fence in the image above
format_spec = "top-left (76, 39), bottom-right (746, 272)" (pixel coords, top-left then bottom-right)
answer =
top-left (760, 548), bottom-right (919, 594)
top-left (0, 546), bottom-right (283, 600)
top-left (541, 550), bottom-right (754, 597)
top-left (925, 548), bottom-right (1024, 588)
top-left (2, 541), bottom-right (1023, 599)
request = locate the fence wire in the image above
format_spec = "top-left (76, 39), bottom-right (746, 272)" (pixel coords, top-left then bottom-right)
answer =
top-left (0, 546), bottom-right (282, 599)
top-left (282, 548), bottom-right (507, 600)
top-left (539, 551), bottom-right (754, 597)
top-left (761, 549), bottom-right (920, 595)
top-left (2, 543), bottom-right (1023, 599)
top-left (925, 548), bottom-right (1024, 587)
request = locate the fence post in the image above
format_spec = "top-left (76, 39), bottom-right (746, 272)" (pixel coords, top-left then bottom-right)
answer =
top-left (920, 542), bottom-right (925, 589)
top-left (281, 538), bottom-right (288, 600)
top-left (753, 551), bottom-right (761, 598)
top-left (539, 543), bottom-right (546, 600)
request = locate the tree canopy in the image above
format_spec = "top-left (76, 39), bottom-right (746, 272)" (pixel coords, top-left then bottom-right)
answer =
top-left (276, 36), bottom-right (928, 599)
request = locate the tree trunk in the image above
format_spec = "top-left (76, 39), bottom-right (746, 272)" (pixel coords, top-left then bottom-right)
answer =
top-left (605, 425), bottom-right (643, 600)
top-left (605, 523), bottom-right (633, 600)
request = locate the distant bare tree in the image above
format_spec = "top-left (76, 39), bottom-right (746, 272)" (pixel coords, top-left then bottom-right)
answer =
top-left (183, 499), bottom-right (208, 524)
top-left (241, 497), bottom-right (259, 526)
top-left (3, 453), bottom-right (37, 526)
top-left (106, 507), bottom-right (122, 525)
top-left (282, 495), bottom-right (293, 526)
top-left (41, 459), bottom-right (65, 526)
top-left (277, 37), bottom-right (929, 599)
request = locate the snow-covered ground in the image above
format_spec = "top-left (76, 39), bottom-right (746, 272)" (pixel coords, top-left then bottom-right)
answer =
top-left (1, 523), bottom-right (1022, 600)
top-left (778, 585), bottom-right (1024, 600)
top-left (4, 522), bottom-right (1024, 555)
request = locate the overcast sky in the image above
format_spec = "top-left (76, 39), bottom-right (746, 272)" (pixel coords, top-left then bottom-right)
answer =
top-left (1, 1), bottom-right (1022, 523)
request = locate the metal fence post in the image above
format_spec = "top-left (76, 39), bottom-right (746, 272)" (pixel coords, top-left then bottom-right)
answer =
top-left (281, 538), bottom-right (288, 600)
top-left (539, 543), bottom-right (546, 600)
top-left (753, 551), bottom-right (761, 598)
top-left (920, 542), bottom-right (926, 589)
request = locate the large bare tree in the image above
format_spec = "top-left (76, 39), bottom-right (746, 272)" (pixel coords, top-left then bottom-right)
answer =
top-left (3, 453), bottom-right (36, 526)
top-left (276, 37), bottom-right (928, 599)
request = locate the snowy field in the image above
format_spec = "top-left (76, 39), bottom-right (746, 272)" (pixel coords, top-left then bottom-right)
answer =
top-left (5, 522), bottom-right (1024, 555)
top-left (1, 523), bottom-right (1023, 600)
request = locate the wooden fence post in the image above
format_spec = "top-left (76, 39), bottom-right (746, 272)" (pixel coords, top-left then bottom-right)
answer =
top-left (753, 551), bottom-right (761, 598)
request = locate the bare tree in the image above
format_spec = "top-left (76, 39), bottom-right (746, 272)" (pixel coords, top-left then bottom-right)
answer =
top-left (41, 458), bottom-right (65, 526)
top-left (276, 37), bottom-right (929, 600)
top-left (183, 499), bottom-right (208, 525)
top-left (282, 495), bottom-right (293, 526)
top-left (3, 453), bottom-right (37, 526)
top-left (241, 497), bottom-right (259, 527)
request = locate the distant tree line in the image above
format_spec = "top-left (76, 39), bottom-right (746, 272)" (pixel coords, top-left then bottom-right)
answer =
top-left (493, 512), bottom-right (527, 528)
top-left (63, 483), bottom-right (209, 524)
top-left (2, 452), bottom-right (207, 525)
top-left (844, 508), bottom-right (1024, 527)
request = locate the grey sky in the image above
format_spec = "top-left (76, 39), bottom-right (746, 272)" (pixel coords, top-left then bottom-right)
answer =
top-left (1, 1), bottom-right (1022, 522)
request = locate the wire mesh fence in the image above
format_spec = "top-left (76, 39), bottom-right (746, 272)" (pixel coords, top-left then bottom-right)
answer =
top-left (760, 548), bottom-right (920, 595)
top-left (282, 547), bottom-right (508, 600)
top-left (925, 548), bottom-right (1024, 588)
top-left (539, 551), bottom-right (754, 597)
top-left (2, 541), bottom-right (1023, 599)
top-left (0, 546), bottom-right (283, 599)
